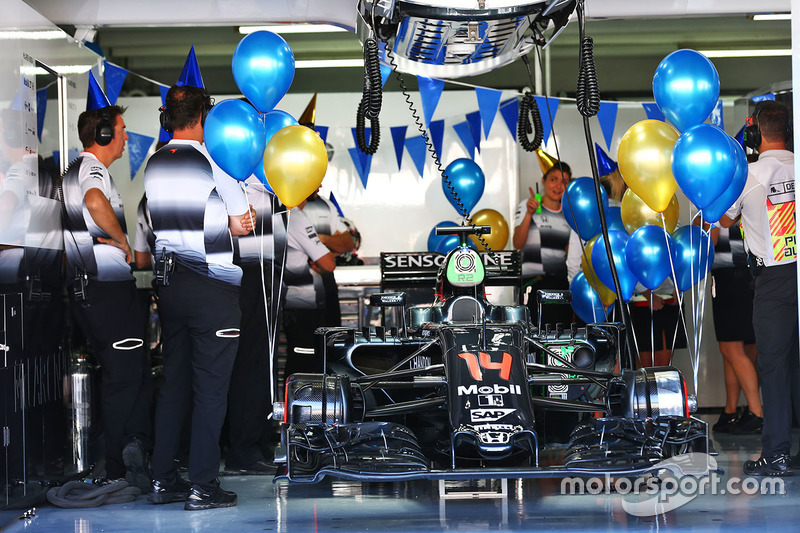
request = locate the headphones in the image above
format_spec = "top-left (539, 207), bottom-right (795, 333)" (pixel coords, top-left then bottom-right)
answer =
top-left (159, 90), bottom-right (213, 134)
top-left (743, 101), bottom-right (792, 150)
top-left (94, 110), bottom-right (114, 146)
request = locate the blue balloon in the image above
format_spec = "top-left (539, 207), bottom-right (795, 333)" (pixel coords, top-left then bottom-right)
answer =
top-left (428, 221), bottom-right (457, 252)
top-left (249, 110), bottom-right (299, 188)
top-left (625, 225), bottom-right (677, 290)
top-left (232, 31), bottom-right (295, 113)
top-left (252, 159), bottom-right (273, 192)
top-left (204, 99), bottom-right (266, 181)
top-left (652, 49), bottom-right (720, 132)
top-left (672, 124), bottom-right (737, 209)
top-left (443, 158), bottom-right (485, 215)
top-left (606, 205), bottom-right (626, 233)
top-left (591, 230), bottom-right (636, 302)
top-left (570, 272), bottom-right (611, 324)
top-left (562, 177), bottom-right (609, 240)
top-left (672, 225), bottom-right (715, 292)
top-left (434, 234), bottom-right (476, 255)
top-left (700, 137), bottom-right (748, 223)
top-left (263, 110), bottom-right (298, 146)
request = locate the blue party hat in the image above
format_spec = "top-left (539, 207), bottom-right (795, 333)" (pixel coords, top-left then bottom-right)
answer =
top-left (595, 143), bottom-right (618, 176)
top-left (87, 72), bottom-right (111, 111)
top-left (176, 46), bottom-right (205, 88)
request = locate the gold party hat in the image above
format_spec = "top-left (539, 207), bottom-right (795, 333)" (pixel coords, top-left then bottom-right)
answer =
top-left (298, 92), bottom-right (318, 128)
top-left (536, 148), bottom-right (558, 176)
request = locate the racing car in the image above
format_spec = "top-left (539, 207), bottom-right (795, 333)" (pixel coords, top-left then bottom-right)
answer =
top-left (272, 226), bottom-right (709, 482)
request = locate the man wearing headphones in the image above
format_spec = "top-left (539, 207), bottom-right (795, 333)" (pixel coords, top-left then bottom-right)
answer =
top-left (144, 83), bottom-right (255, 510)
top-left (61, 102), bottom-right (153, 489)
top-left (721, 100), bottom-right (797, 476)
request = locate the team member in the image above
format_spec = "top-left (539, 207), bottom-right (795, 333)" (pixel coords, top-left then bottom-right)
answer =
top-left (707, 224), bottom-right (762, 434)
top-left (513, 161), bottom-right (572, 326)
top-left (301, 188), bottom-right (354, 326)
top-left (282, 200), bottom-right (336, 380)
top-left (61, 89), bottom-right (152, 488)
top-left (721, 100), bottom-right (796, 476)
top-left (225, 177), bottom-right (287, 474)
top-left (145, 81), bottom-right (255, 509)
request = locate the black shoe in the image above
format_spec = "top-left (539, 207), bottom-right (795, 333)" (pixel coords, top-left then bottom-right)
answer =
top-left (148, 476), bottom-right (192, 504)
top-left (712, 411), bottom-right (739, 433)
top-left (184, 482), bottom-right (237, 511)
top-left (123, 439), bottom-right (152, 492)
top-left (743, 454), bottom-right (793, 476)
top-left (730, 411), bottom-right (764, 435)
top-left (224, 459), bottom-right (276, 475)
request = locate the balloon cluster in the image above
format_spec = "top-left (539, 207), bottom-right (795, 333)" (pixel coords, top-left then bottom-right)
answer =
top-left (204, 31), bottom-right (328, 208)
top-left (571, 49), bottom-right (735, 322)
top-left (429, 158), bottom-right (510, 254)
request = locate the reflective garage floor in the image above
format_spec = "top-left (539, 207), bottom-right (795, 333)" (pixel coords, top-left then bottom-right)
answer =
top-left (4, 418), bottom-right (800, 533)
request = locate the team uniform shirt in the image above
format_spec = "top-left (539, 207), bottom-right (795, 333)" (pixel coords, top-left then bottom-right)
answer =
top-left (233, 177), bottom-right (287, 268)
top-left (284, 207), bottom-right (330, 310)
top-left (711, 224), bottom-right (748, 270)
top-left (514, 200), bottom-right (571, 280)
top-left (61, 152), bottom-right (133, 282)
top-left (726, 149), bottom-right (796, 267)
top-left (144, 139), bottom-right (248, 285)
top-left (302, 194), bottom-right (347, 237)
top-left (133, 195), bottom-right (155, 259)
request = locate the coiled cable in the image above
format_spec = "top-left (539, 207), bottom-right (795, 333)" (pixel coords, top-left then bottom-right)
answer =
top-left (356, 37), bottom-right (382, 154)
top-left (576, 36), bottom-right (600, 118)
top-left (518, 92), bottom-right (543, 152)
top-left (518, 55), bottom-right (544, 152)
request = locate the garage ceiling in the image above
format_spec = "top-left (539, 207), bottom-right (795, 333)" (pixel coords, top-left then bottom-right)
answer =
top-left (21, 0), bottom-right (793, 100)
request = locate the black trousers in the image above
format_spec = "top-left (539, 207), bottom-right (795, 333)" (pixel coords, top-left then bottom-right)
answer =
top-left (226, 266), bottom-right (278, 468)
top-left (71, 280), bottom-right (152, 479)
top-left (282, 308), bottom-right (325, 380)
top-left (753, 263), bottom-right (800, 458)
top-left (151, 269), bottom-right (240, 487)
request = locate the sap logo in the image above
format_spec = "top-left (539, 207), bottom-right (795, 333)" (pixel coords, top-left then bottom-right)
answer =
top-left (457, 383), bottom-right (522, 396)
top-left (470, 408), bottom-right (515, 422)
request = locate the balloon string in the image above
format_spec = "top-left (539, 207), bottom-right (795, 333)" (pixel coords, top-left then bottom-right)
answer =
top-left (625, 301), bottom-right (642, 367)
top-left (650, 292), bottom-right (655, 367)
top-left (270, 208), bottom-right (290, 404)
top-left (245, 186), bottom-right (276, 406)
top-left (692, 217), bottom-right (714, 395)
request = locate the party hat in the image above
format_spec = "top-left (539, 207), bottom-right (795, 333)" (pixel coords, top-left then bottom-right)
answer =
top-left (87, 72), bottom-right (111, 111)
top-left (177, 46), bottom-right (205, 88)
top-left (594, 143), bottom-right (618, 176)
top-left (535, 148), bottom-right (558, 176)
top-left (298, 92), bottom-right (318, 128)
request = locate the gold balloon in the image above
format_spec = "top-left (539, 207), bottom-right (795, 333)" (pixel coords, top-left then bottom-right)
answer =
top-left (620, 189), bottom-right (680, 234)
top-left (617, 119), bottom-right (680, 213)
top-left (535, 148), bottom-right (558, 176)
top-left (468, 208), bottom-right (510, 250)
top-left (264, 125), bottom-right (328, 208)
top-left (580, 236), bottom-right (617, 306)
